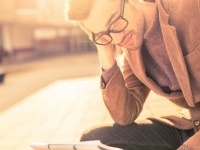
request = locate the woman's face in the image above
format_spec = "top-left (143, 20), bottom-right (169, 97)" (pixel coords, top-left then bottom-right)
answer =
top-left (82, 0), bottom-right (145, 50)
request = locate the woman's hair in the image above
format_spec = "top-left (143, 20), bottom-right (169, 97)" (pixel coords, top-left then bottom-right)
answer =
top-left (66, 0), bottom-right (95, 21)
top-left (66, 0), bottom-right (146, 21)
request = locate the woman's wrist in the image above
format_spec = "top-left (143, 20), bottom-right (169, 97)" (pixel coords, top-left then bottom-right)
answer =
top-left (96, 44), bottom-right (116, 70)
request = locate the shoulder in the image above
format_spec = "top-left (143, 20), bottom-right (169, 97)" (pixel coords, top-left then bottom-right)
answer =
top-left (157, 0), bottom-right (200, 14)
top-left (156, 0), bottom-right (200, 25)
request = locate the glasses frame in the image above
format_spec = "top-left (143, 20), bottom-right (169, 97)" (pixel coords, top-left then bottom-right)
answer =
top-left (92, 0), bottom-right (128, 45)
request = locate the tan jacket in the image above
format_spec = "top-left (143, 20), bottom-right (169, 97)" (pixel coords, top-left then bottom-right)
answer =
top-left (101, 0), bottom-right (200, 149)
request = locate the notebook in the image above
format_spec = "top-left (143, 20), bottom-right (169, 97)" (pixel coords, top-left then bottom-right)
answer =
top-left (31, 140), bottom-right (123, 150)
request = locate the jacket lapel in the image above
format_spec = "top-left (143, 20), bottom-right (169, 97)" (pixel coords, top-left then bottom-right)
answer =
top-left (124, 48), bottom-right (168, 95)
top-left (156, 0), bottom-right (194, 106)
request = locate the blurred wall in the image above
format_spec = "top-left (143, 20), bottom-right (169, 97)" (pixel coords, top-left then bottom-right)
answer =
top-left (0, 0), bottom-right (95, 63)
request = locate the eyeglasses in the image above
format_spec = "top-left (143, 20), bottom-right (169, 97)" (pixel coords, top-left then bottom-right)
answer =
top-left (92, 0), bottom-right (128, 45)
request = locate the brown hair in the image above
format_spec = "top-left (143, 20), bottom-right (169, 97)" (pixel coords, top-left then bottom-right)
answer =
top-left (66, 0), bottom-right (95, 21)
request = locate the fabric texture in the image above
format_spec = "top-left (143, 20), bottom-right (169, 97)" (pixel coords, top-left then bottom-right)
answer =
top-left (81, 120), bottom-right (194, 150)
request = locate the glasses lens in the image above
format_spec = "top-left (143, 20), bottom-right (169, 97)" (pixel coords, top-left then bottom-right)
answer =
top-left (95, 34), bottom-right (112, 45)
top-left (110, 18), bottom-right (128, 32)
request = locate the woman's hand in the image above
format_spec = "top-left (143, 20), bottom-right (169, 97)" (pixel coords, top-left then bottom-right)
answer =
top-left (79, 22), bottom-right (116, 70)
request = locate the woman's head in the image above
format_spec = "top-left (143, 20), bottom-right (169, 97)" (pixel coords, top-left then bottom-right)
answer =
top-left (66, 0), bottom-right (145, 50)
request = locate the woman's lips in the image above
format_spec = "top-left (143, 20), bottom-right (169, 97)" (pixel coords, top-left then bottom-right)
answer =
top-left (119, 31), bottom-right (134, 47)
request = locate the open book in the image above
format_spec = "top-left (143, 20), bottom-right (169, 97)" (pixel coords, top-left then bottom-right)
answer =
top-left (31, 140), bottom-right (123, 150)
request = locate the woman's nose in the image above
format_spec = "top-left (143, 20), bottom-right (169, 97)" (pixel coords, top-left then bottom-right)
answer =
top-left (110, 31), bottom-right (124, 44)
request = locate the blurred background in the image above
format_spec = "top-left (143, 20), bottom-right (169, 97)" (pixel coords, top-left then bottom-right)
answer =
top-left (0, 0), bottom-right (96, 64)
top-left (0, 1), bottom-right (115, 150)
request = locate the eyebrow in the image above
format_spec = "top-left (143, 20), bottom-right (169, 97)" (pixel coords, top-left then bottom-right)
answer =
top-left (105, 11), bottom-right (118, 27)
top-left (93, 12), bottom-right (118, 35)
top-left (86, 10), bottom-right (120, 36)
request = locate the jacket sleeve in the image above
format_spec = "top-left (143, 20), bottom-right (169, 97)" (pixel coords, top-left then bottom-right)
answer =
top-left (178, 130), bottom-right (200, 150)
top-left (100, 56), bottom-right (150, 125)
